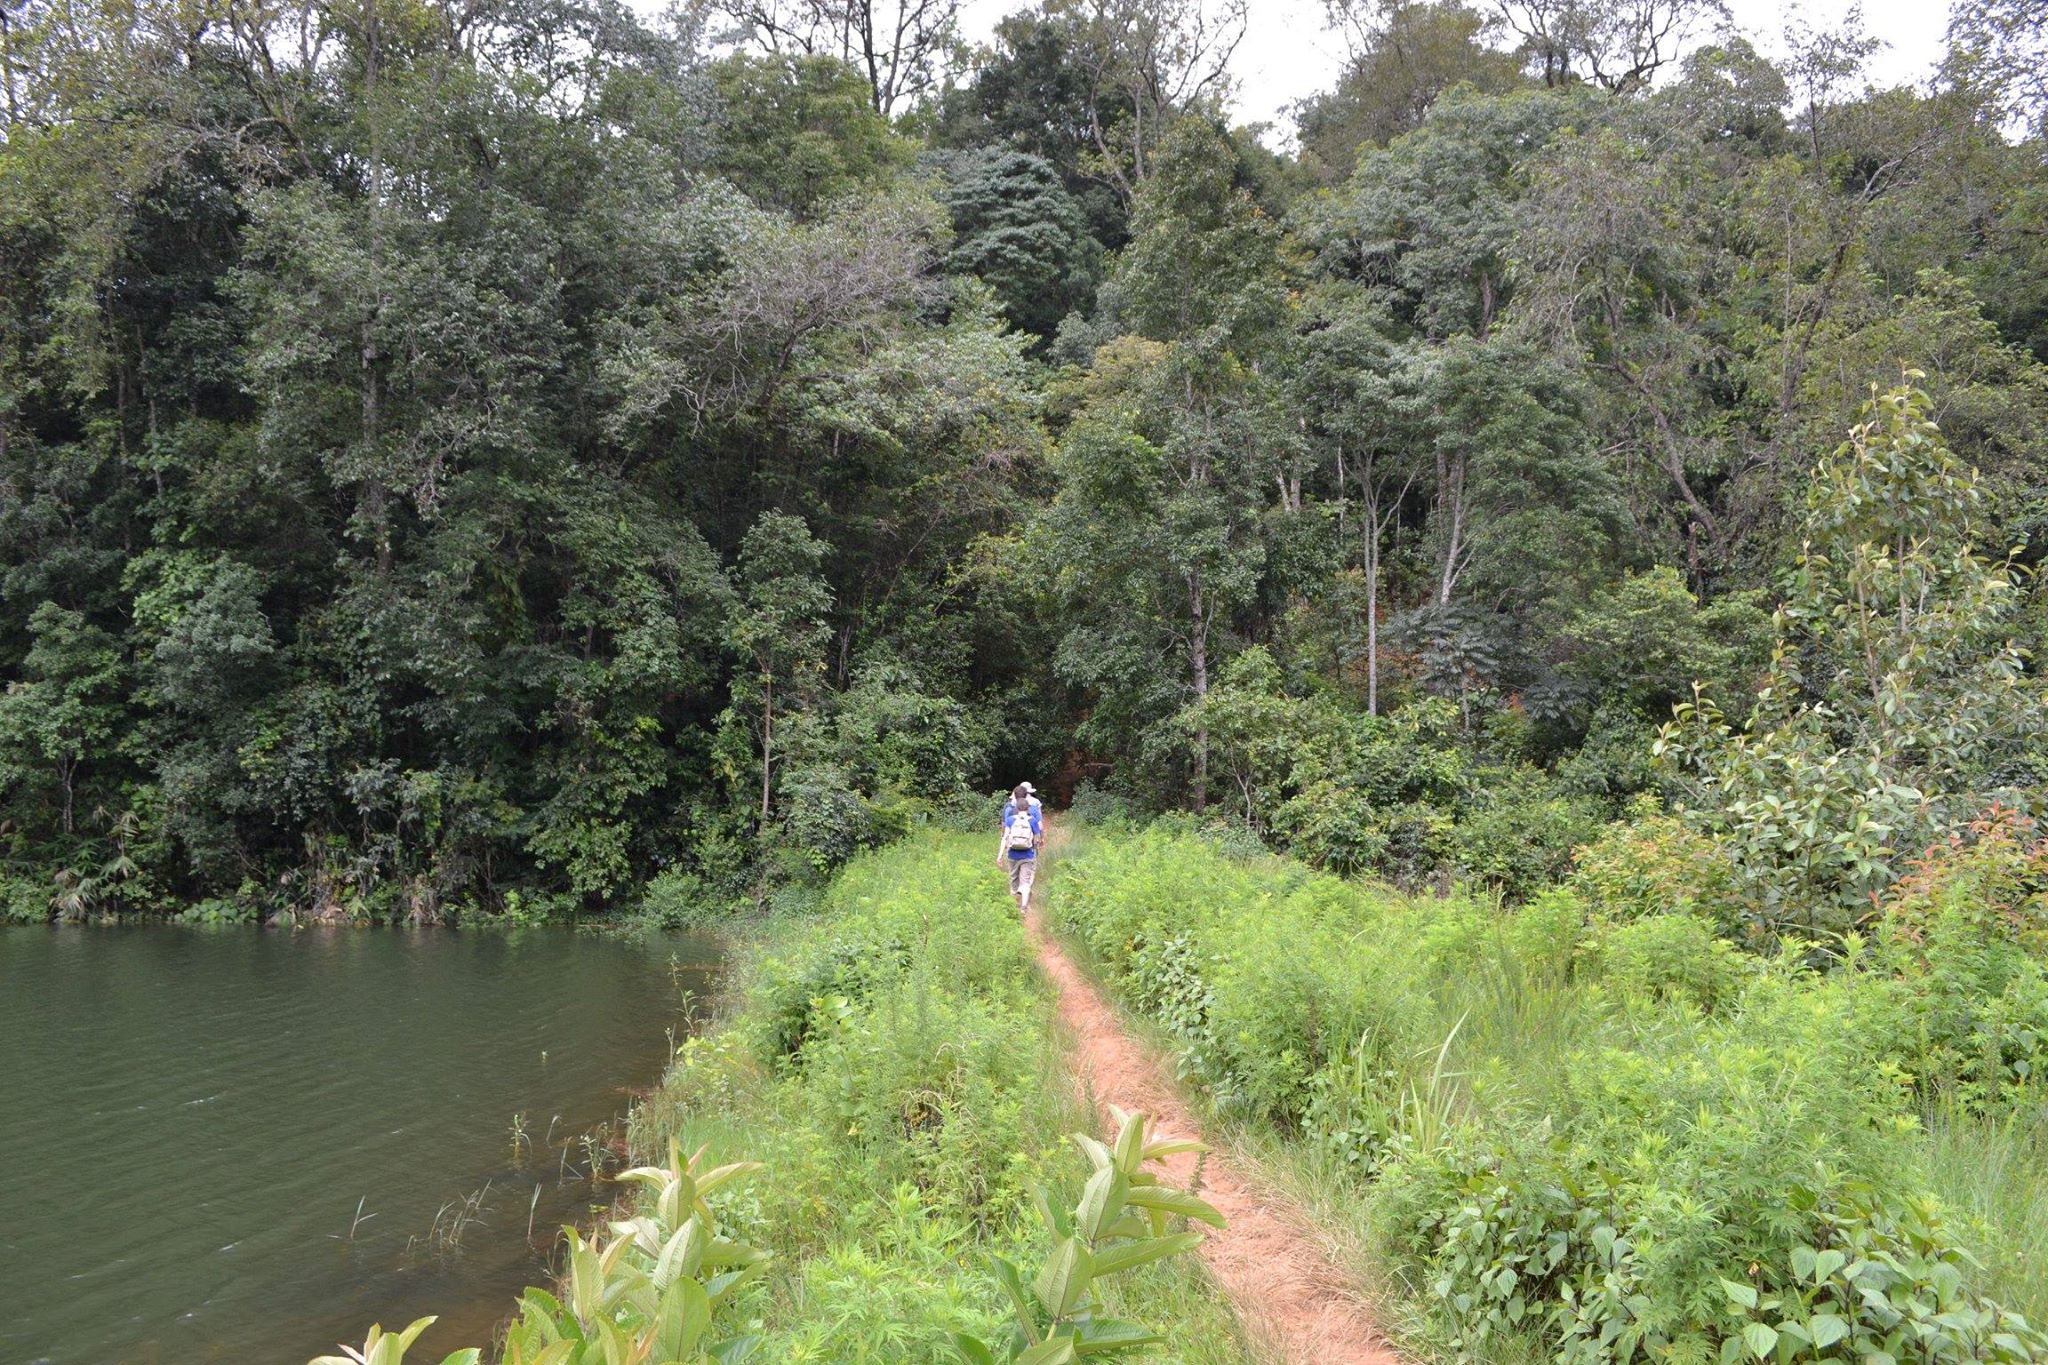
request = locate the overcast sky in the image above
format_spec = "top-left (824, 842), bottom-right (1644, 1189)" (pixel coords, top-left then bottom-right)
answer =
top-left (951, 0), bottom-right (1956, 141)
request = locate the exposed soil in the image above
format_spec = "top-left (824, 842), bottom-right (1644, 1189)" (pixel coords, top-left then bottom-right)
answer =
top-left (1022, 832), bottom-right (1405, 1365)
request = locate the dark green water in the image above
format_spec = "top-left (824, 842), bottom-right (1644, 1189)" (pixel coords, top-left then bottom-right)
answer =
top-left (0, 923), bottom-right (720, 1365)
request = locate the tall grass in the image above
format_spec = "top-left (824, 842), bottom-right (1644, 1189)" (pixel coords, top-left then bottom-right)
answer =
top-left (628, 832), bottom-right (1266, 1365)
top-left (311, 832), bottom-right (1255, 1365)
top-left (1921, 1099), bottom-right (2048, 1321)
top-left (1048, 826), bottom-right (2048, 1365)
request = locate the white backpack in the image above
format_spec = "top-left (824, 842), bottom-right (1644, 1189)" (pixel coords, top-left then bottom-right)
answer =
top-left (1005, 803), bottom-right (1036, 850)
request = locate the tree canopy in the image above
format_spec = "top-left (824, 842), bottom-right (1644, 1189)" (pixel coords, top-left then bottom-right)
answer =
top-left (3, 0), bottom-right (2045, 925)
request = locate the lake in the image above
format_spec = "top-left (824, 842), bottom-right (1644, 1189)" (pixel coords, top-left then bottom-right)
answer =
top-left (0, 922), bottom-right (720, 1365)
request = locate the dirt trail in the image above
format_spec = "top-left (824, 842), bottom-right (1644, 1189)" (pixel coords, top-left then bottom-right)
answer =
top-left (1024, 830), bottom-right (1404, 1365)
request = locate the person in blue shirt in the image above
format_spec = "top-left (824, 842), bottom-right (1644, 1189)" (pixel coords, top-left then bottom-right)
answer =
top-left (997, 781), bottom-right (1045, 914)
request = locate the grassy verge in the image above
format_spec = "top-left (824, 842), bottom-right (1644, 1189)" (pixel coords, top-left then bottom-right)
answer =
top-left (1920, 1103), bottom-right (2048, 1320)
top-left (1047, 823), bottom-right (2048, 1365)
top-left (626, 831), bottom-right (1263, 1365)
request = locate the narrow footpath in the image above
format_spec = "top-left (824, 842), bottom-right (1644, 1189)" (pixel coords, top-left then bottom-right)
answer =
top-left (1024, 830), bottom-right (1405, 1365)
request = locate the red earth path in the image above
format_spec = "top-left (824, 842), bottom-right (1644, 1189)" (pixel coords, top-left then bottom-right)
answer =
top-left (1022, 831), bottom-right (1407, 1365)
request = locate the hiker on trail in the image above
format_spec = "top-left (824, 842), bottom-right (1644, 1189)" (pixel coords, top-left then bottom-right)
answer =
top-left (998, 782), bottom-right (1044, 913)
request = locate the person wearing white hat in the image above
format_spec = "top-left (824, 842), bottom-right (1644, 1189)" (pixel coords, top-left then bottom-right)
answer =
top-left (997, 782), bottom-right (1045, 913)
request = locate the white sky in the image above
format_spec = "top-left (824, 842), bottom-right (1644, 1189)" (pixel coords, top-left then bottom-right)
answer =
top-left (953, 0), bottom-right (1956, 140)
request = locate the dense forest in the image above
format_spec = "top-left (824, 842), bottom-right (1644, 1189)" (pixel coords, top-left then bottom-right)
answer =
top-left (5, 0), bottom-right (2048, 927)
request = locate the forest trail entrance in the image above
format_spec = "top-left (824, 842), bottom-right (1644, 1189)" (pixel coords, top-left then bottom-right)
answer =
top-left (1026, 826), bottom-right (1405, 1365)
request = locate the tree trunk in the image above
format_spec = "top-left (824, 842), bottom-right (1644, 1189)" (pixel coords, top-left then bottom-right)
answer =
top-left (1366, 555), bottom-right (1380, 717)
top-left (1189, 575), bottom-right (1209, 814)
top-left (759, 673), bottom-right (774, 823)
top-left (1436, 450), bottom-right (1465, 608)
top-left (361, 0), bottom-right (391, 573)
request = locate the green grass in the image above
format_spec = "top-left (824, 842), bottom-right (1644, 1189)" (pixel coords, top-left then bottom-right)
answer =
top-left (626, 831), bottom-right (1265, 1365)
top-left (1047, 823), bottom-right (2048, 1365)
top-left (1920, 1099), bottom-right (2048, 1321)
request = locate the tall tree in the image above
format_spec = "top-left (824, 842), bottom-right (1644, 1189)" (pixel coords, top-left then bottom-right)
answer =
top-left (938, 147), bottom-right (1102, 345)
top-left (1311, 85), bottom-right (1591, 340)
top-left (1947, 0), bottom-right (2048, 140)
top-left (1490, 0), bottom-right (1731, 92)
top-left (1301, 0), bottom-right (1526, 178)
top-left (1042, 120), bottom-right (1289, 806)
top-left (704, 0), bottom-right (964, 115)
top-left (0, 603), bottom-right (121, 837)
top-left (1292, 290), bottom-right (1417, 714)
top-left (724, 513), bottom-right (833, 823)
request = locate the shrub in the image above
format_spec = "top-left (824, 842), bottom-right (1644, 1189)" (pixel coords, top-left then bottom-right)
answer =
top-left (1451, 764), bottom-right (1607, 900)
top-left (1582, 913), bottom-right (1749, 1013)
top-left (1717, 1182), bottom-right (2048, 1365)
top-left (1570, 799), bottom-right (1747, 936)
top-left (1881, 808), bottom-right (2048, 961)
top-left (799, 981), bottom-right (1052, 1222)
top-left (954, 1109), bottom-right (1226, 1365)
top-left (1879, 907), bottom-right (2048, 1105)
top-left (933, 789), bottom-right (1005, 833)
top-left (1068, 780), bottom-right (1141, 830)
top-left (1379, 990), bottom-right (1933, 1364)
top-left (637, 867), bottom-right (723, 928)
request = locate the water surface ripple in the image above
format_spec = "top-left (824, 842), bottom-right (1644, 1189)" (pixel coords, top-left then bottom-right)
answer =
top-left (0, 923), bottom-right (717, 1365)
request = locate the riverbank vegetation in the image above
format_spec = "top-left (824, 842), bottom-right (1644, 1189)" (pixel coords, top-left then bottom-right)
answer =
top-left (10, 0), bottom-right (2048, 927)
top-left (317, 833), bottom-right (1247, 1364)
top-left (626, 833), bottom-right (1243, 1364)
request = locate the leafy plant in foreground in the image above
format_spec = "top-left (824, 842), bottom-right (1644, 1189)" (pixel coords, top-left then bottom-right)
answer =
top-left (953, 1107), bottom-right (1226, 1365)
top-left (1717, 1184), bottom-right (2048, 1365)
top-left (311, 1317), bottom-right (478, 1365)
top-left (312, 1140), bottom-right (768, 1365)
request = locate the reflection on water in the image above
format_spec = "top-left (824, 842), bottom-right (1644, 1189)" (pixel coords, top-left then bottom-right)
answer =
top-left (0, 922), bottom-right (719, 1365)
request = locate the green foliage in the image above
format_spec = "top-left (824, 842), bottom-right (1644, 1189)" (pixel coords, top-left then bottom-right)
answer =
top-left (310, 1316), bottom-right (478, 1365)
top-left (8, 0), bottom-right (2047, 935)
top-left (1313, 85), bottom-right (1595, 337)
top-left (1052, 827), bottom-right (2048, 1365)
top-left (941, 148), bottom-right (1101, 344)
top-left (708, 54), bottom-right (914, 219)
top-left (634, 832), bottom-right (1250, 1362)
top-left (1295, 0), bottom-right (1525, 180)
top-left (1920, 1102), bottom-right (2048, 1321)
top-left (1870, 813), bottom-right (2048, 1107)
top-left (638, 868), bottom-right (724, 929)
top-left (1448, 764), bottom-right (1608, 899)
top-left (314, 1142), bottom-right (769, 1365)
top-left (1580, 912), bottom-right (1748, 1012)
top-left (0, 601), bottom-right (121, 837)
top-left (1658, 382), bottom-right (2047, 938)
top-left (1570, 798), bottom-right (1748, 934)
top-left (1559, 569), bottom-right (1771, 723)
top-left (725, 511), bottom-right (834, 820)
top-left (953, 1108), bottom-right (1225, 1365)
top-left (1713, 1187), bottom-right (2048, 1365)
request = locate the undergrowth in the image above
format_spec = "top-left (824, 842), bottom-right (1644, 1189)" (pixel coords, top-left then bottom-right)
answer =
top-left (313, 833), bottom-right (1253, 1365)
top-left (627, 832), bottom-right (1261, 1365)
top-left (1050, 824), bottom-right (2048, 1365)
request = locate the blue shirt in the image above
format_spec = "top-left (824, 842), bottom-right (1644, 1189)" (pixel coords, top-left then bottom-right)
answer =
top-left (1002, 798), bottom-right (1042, 859)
